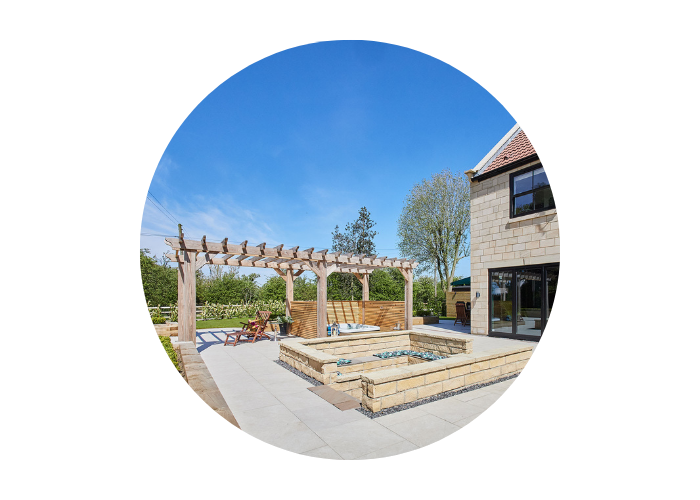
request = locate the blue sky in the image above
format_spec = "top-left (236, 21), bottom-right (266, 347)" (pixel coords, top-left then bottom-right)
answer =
top-left (140, 40), bottom-right (515, 283)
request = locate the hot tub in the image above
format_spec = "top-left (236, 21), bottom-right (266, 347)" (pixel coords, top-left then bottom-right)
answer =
top-left (329, 323), bottom-right (381, 335)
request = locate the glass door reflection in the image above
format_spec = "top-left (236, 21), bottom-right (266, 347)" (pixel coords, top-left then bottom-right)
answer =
top-left (546, 266), bottom-right (558, 322)
top-left (490, 271), bottom-right (513, 334)
top-left (516, 268), bottom-right (542, 338)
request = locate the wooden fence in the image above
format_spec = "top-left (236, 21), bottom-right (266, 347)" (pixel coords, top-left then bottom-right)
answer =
top-left (446, 291), bottom-right (471, 318)
top-left (148, 306), bottom-right (206, 321)
top-left (288, 300), bottom-right (406, 339)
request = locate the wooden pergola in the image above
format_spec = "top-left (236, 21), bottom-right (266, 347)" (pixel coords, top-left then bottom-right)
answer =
top-left (165, 236), bottom-right (419, 344)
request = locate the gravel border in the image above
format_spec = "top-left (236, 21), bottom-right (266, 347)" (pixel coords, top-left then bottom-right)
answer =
top-left (274, 359), bottom-right (323, 386)
top-left (355, 372), bottom-right (520, 418)
top-left (275, 358), bottom-right (519, 418)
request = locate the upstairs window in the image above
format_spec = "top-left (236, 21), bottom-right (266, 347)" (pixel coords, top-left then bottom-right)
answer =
top-left (510, 165), bottom-right (555, 218)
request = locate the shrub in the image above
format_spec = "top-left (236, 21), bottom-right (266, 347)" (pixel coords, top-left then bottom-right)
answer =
top-left (152, 315), bottom-right (166, 324)
top-left (159, 335), bottom-right (180, 371)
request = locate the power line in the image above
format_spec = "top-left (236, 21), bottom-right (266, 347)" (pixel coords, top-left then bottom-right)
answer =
top-left (145, 192), bottom-right (193, 238)
top-left (146, 197), bottom-right (179, 226)
top-left (147, 191), bottom-right (180, 224)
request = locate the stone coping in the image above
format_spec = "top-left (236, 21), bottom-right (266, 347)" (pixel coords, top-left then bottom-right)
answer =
top-left (298, 329), bottom-right (470, 347)
top-left (174, 342), bottom-right (240, 428)
top-left (281, 330), bottom-right (474, 365)
top-left (361, 346), bottom-right (533, 385)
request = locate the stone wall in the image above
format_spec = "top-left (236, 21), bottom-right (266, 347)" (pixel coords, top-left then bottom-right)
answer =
top-left (469, 160), bottom-right (560, 335)
top-left (279, 330), bottom-right (477, 404)
top-left (361, 347), bottom-right (533, 412)
top-left (154, 323), bottom-right (178, 336)
top-left (411, 316), bottom-right (440, 325)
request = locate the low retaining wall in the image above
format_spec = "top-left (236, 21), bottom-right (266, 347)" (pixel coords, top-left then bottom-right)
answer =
top-left (360, 347), bottom-right (532, 412)
top-left (154, 322), bottom-right (178, 336)
top-left (280, 330), bottom-right (532, 412)
top-left (412, 316), bottom-right (439, 325)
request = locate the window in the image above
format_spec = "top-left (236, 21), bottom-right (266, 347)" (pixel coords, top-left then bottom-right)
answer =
top-left (510, 164), bottom-right (555, 218)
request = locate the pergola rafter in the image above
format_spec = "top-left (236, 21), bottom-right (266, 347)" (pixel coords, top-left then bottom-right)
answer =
top-left (165, 236), bottom-right (417, 344)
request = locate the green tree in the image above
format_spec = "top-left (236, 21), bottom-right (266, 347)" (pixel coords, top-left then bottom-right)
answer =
top-left (368, 268), bottom-right (404, 301)
top-left (197, 271), bottom-right (259, 304)
top-left (140, 249), bottom-right (178, 306)
top-left (259, 275), bottom-right (286, 301)
top-left (293, 275), bottom-right (317, 301)
top-left (330, 206), bottom-right (377, 300)
top-left (397, 169), bottom-right (471, 292)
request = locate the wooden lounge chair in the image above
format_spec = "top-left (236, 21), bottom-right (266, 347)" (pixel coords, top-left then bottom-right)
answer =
top-left (223, 311), bottom-right (273, 346)
top-left (223, 328), bottom-right (255, 346)
top-left (454, 301), bottom-right (470, 327)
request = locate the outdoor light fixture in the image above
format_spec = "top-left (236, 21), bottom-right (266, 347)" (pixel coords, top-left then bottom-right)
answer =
top-left (476, 292), bottom-right (480, 298)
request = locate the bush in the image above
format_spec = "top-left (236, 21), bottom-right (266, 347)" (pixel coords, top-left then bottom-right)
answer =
top-left (152, 315), bottom-right (166, 324)
top-left (201, 300), bottom-right (285, 320)
top-left (159, 335), bottom-right (180, 371)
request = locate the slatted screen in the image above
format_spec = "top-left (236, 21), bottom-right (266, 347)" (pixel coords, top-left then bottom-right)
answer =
top-left (364, 301), bottom-right (405, 331)
top-left (288, 301), bottom-right (318, 339)
top-left (289, 300), bottom-right (406, 339)
top-left (327, 301), bottom-right (361, 324)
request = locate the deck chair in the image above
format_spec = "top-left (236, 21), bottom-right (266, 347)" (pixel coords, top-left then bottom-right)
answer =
top-left (223, 328), bottom-right (255, 347)
top-left (454, 301), bottom-right (469, 327)
top-left (239, 310), bottom-right (273, 342)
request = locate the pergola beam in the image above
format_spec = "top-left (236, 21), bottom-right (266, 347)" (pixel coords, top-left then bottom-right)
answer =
top-left (165, 238), bottom-right (417, 269)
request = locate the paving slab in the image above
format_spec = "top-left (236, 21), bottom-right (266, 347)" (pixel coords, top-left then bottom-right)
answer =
top-left (382, 413), bottom-right (461, 448)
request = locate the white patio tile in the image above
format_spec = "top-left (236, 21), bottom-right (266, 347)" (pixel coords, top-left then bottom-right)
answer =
top-left (290, 404), bottom-right (366, 432)
top-left (357, 439), bottom-right (419, 460)
top-left (224, 390), bottom-right (281, 413)
top-left (253, 421), bottom-right (327, 455)
top-left (301, 445), bottom-right (343, 460)
top-left (373, 406), bottom-right (429, 427)
top-left (313, 419), bottom-right (407, 460)
top-left (381, 413), bottom-right (461, 448)
top-left (420, 397), bottom-right (485, 424)
top-left (274, 389), bottom-right (330, 412)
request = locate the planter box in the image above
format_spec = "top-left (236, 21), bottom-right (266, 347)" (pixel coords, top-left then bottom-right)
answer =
top-left (412, 316), bottom-right (439, 325)
top-left (154, 322), bottom-right (178, 336)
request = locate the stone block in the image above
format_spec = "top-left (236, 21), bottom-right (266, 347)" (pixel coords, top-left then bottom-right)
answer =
top-left (417, 382), bottom-right (443, 399)
top-left (368, 381), bottom-right (397, 398)
top-left (489, 356), bottom-right (505, 368)
top-left (396, 375), bottom-right (425, 392)
top-left (380, 392), bottom-right (406, 410)
top-left (403, 388), bottom-right (419, 403)
top-left (425, 369), bottom-right (449, 384)
top-left (471, 360), bottom-right (490, 372)
top-left (442, 376), bottom-right (466, 392)
top-left (362, 395), bottom-right (381, 412)
top-left (449, 364), bottom-right (471, 378)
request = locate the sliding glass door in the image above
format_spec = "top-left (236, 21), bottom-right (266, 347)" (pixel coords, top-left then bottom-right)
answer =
top-left (489, 263), bottom-right (559, 340)
top-left (490, 271), bottom-right (513, 334)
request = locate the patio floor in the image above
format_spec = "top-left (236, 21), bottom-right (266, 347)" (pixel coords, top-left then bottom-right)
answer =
top-left (193, 321), bottom-right (537, 459)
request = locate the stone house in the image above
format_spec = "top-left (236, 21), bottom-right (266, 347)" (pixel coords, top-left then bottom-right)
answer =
top-left (465, 125), bottom-right (559, 340)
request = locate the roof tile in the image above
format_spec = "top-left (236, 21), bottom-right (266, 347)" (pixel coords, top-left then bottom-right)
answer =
top-left (479, 130), bottom-right (537, 176)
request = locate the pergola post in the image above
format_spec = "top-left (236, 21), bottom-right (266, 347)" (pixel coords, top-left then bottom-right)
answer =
top-left (285, 269), bottom-right (294, 317)
top-left (177, 250), bottom-right (197, 344)
top-left (362, 273), bottom-right (369, 323)
top-left (316, 262), bottom-right (328, 338)
top-left (403, 268), bottom-right (413, 331)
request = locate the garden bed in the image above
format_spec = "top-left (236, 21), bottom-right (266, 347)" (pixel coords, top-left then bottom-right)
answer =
top-left (412, 315), bottom-right (439, 325)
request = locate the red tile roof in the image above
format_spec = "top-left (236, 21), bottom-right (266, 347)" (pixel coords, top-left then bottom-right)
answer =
top-left (477, 129), bottom-right (537, 177)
